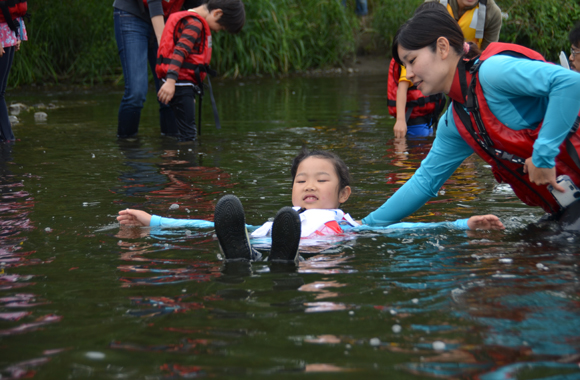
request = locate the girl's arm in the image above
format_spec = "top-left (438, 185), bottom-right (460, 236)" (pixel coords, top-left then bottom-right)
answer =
top-left (117, 209), bottom-right (215, 229)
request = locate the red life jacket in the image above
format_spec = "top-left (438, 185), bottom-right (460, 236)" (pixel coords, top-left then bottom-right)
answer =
top-left (0, 0), bottom-right (26, 21)
top-left (450, 42), bottom-right (580, 214)
top-left (142, 0), bottom-right (184, 18)
top-left (387, 58), bottom-right (445, 126)
top-left (156, 10), bottom-right (212, 85)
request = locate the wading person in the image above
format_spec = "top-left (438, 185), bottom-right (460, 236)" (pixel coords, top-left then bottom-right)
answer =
top-left (362, 5), bottom-right (580, 230)
top-left (0, 0), bottom-right (27, 142)
top-left (113, 0), bottom-right (183, 139)
top-left (156, 0), bottom-right (245, 142)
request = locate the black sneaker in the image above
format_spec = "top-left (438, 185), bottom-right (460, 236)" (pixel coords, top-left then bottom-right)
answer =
top-left (269, 207), bottom-right (301, 263)
top-left (214, 195), bottom-right (252, 261)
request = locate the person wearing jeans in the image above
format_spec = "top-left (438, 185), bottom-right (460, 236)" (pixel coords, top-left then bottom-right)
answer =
top-left (113, 0), bottom-right (177, 138)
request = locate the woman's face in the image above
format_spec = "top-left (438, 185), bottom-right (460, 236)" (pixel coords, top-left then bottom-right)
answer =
top-left (397, 43), bottom-right (453, 95)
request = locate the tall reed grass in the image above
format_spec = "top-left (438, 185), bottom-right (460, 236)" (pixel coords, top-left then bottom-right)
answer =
top-left (11, 0), bottom-right (356, 86)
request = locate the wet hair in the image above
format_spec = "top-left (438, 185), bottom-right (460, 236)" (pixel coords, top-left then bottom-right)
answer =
top-left (290, 148), bottom-right (352, 193)
top-left (206, 0), bottom-right (245, 34)
top-left (392, 3), bottom-right (480, 66)
top-left (570, 21), bottom-right (580, 47)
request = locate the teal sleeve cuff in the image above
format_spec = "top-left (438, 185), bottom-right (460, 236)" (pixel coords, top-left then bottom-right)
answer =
top-left (150, 215), bottom-right (162, 227)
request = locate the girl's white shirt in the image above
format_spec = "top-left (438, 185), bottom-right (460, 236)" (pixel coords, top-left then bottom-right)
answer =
top-left (250, 207), bottom-right (358, 238)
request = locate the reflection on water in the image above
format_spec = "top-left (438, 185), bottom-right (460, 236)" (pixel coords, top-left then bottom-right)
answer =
top-left (0, 76), bottom-right (578, 379)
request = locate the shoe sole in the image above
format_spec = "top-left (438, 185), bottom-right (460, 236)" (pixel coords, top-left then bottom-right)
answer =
top-left (214, 195), bottom-right (252, 261)
top-left (270, 207), bottom-right (301, 262)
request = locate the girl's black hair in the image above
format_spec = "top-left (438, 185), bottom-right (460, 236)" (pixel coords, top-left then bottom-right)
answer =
top-left (290, 148), bottom-right (352, 192)
top-left (392, 3), bottom-right (480, 66)
top-left (206, 0), bottom-right (245, 34)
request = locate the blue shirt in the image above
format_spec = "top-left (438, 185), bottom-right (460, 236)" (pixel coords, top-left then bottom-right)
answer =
top-left (150, 214), bottom-right (470, 231)
top-left (363, 55), bottom-right (580, 226)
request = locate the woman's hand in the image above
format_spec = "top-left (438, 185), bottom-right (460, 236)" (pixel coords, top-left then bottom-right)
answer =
top-left (117, 209), bottom-right (152, 227)
top-left (523, 157), bottom-right (565, 192)
top-left (467, 214), bottom-right (505, 230)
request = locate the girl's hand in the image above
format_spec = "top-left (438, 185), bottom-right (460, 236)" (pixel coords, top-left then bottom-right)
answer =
top-left (15, 41), bottom-right (21, 51)
top-left (0, 46), bottom-right (4, 58)
top-left (523, 157), bottom-right (565, 192)
top-left (117, 209), bottom-right (152, 227)
top-left (467, 214), bottom-right (505, 230)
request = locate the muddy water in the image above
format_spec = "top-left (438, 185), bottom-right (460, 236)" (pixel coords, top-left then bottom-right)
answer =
top-left (0, 75), bottom-right (578, 379)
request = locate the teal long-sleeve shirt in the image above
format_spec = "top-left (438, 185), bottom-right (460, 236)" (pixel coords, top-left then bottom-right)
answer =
top-left (149, 215), bottom-right (471, 231)
top-left (363, 55), bottom-right (580, 227)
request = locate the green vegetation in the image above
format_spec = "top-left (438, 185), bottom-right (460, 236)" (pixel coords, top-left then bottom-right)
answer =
top-left (9, 0), bottom-right (580, 86)
top-left (369, 0), bottom-right (580, 62)
top-left (495, 0), bottom-right (580, 61)
top-left (11, 0), bottom-right (356, 86)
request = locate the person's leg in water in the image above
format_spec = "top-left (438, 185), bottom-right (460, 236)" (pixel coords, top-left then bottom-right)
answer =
top-left (269, 207), bottom-right (301, 263)
top-left (169, 85), bottom-right (197, 142)
top-left (114, 9), bottom-right (151, 138)
top-left (214, 195), bottom-right (301, 262)
top-left (0, 45), bottom-right (15, 142)
top-left (147, 36), bottom-right (178, 137)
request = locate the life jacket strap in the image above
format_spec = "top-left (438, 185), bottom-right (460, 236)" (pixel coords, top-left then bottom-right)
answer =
top-left (454, 100), bottom-right (555, 213)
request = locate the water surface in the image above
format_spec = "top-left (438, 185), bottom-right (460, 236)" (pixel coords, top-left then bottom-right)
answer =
top-left (0, 74), bottom-right (578, 379)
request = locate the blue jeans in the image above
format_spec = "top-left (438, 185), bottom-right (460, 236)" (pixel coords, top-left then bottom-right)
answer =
top-left (0, 46), bottom-right (15, 142)
top-left (114, 9), bottom-right (177, 138)
top-left (342, 0), bottom-right (368, 16)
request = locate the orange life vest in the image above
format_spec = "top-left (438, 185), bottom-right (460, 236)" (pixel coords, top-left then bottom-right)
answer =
top-left (450, 42), bottom-right (580, 214)
top-left (387, 59), bottom-right (445, 126)
top-left (155, 10), bottom-right (212, 85)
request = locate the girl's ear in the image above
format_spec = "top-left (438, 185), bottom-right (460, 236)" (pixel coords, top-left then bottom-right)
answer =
top-left (338, 186), bottom-right (351, 204)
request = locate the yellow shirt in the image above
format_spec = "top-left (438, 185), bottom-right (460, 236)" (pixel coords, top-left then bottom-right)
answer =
top-left (399, 66), bottom-right (413, 85)
top-left (447, 3), bottom-right (482, 48)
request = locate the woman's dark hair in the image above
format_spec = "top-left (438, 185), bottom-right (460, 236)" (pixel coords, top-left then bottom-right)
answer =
top-left (207, 0), bottom-right (245, 34)
top-left (290, 148), bottom-right (352, 193)
top-left (392, 3), bottom-right (480, 65)
top-left (570, 21), bottom-right (580, 47)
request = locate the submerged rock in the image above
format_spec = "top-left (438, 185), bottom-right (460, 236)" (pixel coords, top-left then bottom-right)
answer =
top-left (34, 112), bottom-right (48, 122)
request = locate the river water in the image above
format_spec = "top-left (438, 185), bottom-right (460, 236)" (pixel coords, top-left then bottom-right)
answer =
top-left (0, 74), bottom-right (579, 379)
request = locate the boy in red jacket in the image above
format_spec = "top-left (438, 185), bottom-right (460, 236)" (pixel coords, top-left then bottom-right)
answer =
top-left (156, 0), bottom-right (245, 141)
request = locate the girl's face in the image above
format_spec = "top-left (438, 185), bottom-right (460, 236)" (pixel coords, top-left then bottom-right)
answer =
top-left (291, 157), bottom-right (351, 210)
top-left (398, 39), bottom-right (455, 95)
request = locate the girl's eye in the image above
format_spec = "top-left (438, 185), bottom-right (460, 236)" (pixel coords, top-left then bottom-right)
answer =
top-left (318, 180), bottom-right (328, 183)
top-left (409, 58), bottom-right (415, 64)
top-left (297, 181), bottom-right (305, 184)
